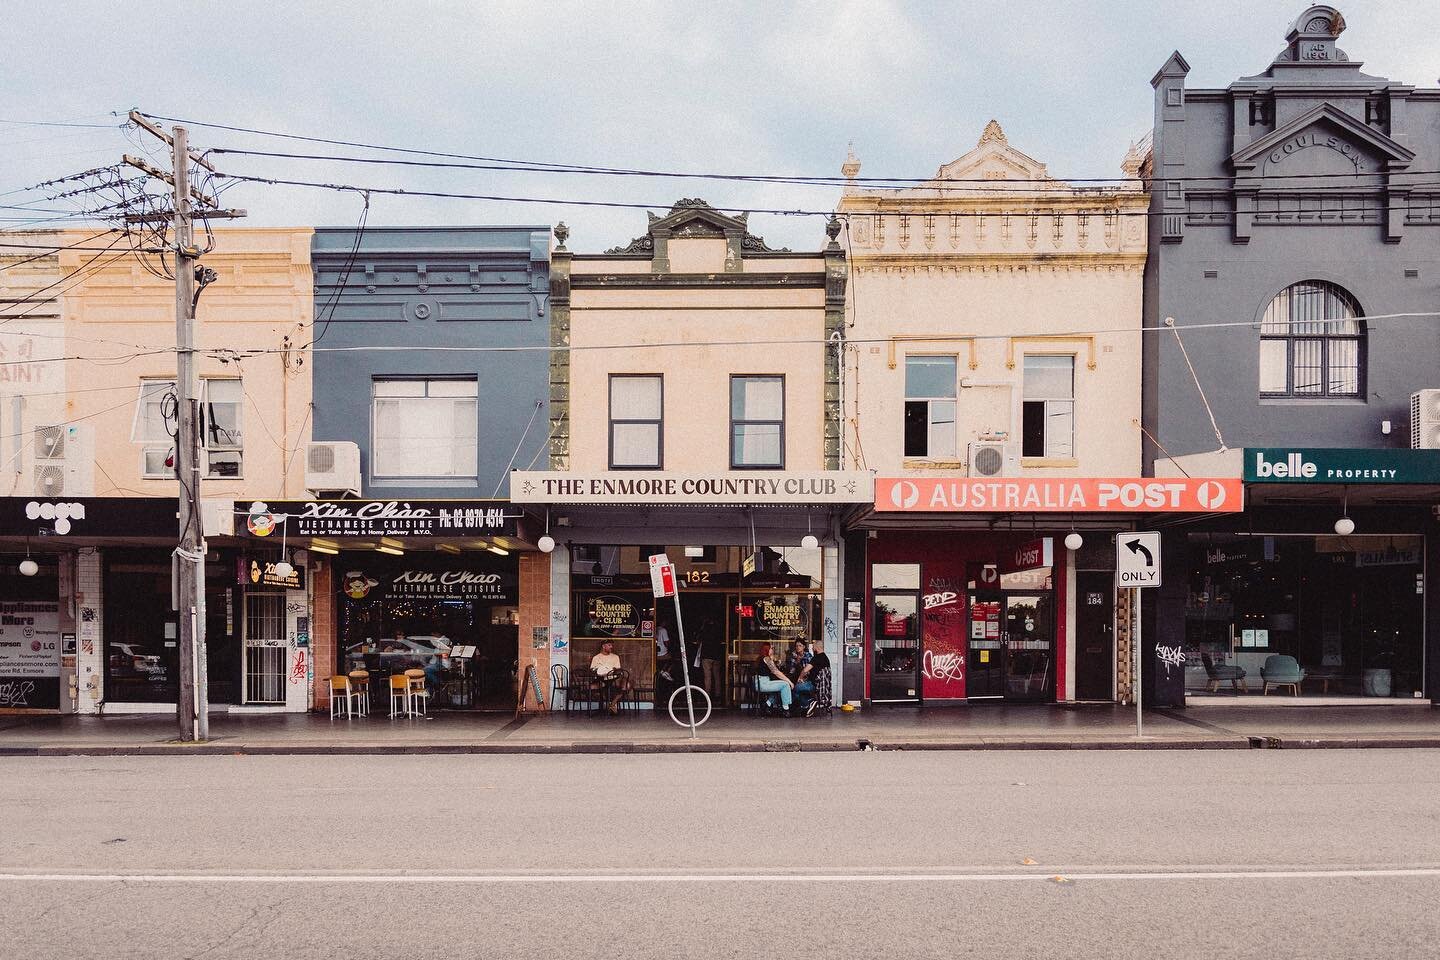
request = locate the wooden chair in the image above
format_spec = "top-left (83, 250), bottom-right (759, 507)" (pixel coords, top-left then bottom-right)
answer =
top-left (388, 674), bottom-right (411, 717)
top-left (328, 675), bottom-right (360, 718)
top-left (347, 669), bottom-right (371, 716)
top-left (404, 668), bottom-right (430, 715)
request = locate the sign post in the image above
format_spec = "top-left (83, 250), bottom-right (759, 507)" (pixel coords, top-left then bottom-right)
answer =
top-left (649, 554), bottom-right (697, 739)
top-left (1116, 531), bottom-right (1162, 738)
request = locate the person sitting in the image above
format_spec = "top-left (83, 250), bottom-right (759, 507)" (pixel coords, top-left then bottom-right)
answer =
top-left (754, 642), bottom-right (795, 716)
top-left (590, 639), bottom-right (632, 715)
top-left (805, 639), bottom-right (833, 717)
top-left (784, 639), bottom-right (815, 710)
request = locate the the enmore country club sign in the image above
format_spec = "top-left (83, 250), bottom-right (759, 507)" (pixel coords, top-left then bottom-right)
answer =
top-left (511, 471), bottom-right (875, 505)
top-left (876, 477), bottom-right (1243, 513)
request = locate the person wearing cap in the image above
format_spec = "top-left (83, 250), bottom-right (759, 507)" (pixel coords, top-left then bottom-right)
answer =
top-left (590, 639), bottom-right (631, 715)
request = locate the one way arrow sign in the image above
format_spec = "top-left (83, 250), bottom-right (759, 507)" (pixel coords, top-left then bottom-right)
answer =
top-left (1116, 531), bottom-right (1161, 588)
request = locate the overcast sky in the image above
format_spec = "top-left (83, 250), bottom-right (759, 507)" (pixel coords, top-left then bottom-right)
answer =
top-left (3, 0), bottom-right (1436, 251)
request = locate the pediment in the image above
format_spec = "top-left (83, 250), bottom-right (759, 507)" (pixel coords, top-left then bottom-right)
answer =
top-left (931, 119), bottom-right (1051, 184)
top-left (605, 199), bottom-right (786, 256)
top-left (1230, 103), bottom-right (1414, 176)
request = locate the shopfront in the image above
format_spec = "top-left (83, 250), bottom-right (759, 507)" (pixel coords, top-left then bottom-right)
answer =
top-left (0, 550), bottom-right (61, 712)
top-left (511, 470), bottom-right (873, 710)
top-left (865, 476), bottom-right (1246, 706)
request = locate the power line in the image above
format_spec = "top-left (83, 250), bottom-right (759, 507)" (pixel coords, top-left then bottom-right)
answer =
top-left (210, 171), bottom-right (1440, 220)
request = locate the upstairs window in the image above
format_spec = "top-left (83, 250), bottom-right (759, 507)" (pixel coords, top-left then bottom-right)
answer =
top-left (903, 355), bottom-right (957, 458)
top-left (132, 379), bottom-right (244, 479)
top-left (1022, 356), bottom-right (1075, 459)
top-left (730, 375), bottom-right (785, 469)
top-left (1259, 281), bottom-right (1364, 398)
top-left (609, 374), bottom-right (663, 469)
top-left (372, 378), bottom-right (477, 479)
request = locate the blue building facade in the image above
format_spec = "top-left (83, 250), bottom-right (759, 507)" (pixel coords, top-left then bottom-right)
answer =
top-left (311, 226), bottom-right (551, 500)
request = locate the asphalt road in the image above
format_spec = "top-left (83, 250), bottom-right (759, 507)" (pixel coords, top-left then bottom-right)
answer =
top-left (3, 750), bottom-right (1439, 959)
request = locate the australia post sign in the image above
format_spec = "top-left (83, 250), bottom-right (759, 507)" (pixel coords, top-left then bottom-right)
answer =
top-left (876, 477), bottom-right (1243, 513)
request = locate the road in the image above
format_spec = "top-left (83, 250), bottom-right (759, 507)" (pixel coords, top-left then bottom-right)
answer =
top-left (2, 750), bottom-right (1438, 958)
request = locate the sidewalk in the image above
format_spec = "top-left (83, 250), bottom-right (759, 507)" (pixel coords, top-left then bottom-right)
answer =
top-left (3, 701), bottom-right (1439, 755)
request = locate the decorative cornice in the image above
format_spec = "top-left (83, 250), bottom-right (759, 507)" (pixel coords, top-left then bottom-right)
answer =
top-left (571, 271), bottom-right (828, 289)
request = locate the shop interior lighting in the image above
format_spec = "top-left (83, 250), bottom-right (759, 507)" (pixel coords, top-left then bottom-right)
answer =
top-left (800, 511), bottom-right (818, 550)
top-left (685, 545), bottom-right (705, 558)
top-left (487, 545), bottom-right (509, 556)
top-left (379, 537), bottom-right (405, 550)
top-left (537, 509), bottom-right (556, 553)
top-left (18, 537), bottom-right (37, 577)
top-left (375, 545), bottom-right (404, 556)
top-left (271, 516), bottom-right (295, 579)
top-left (307, 543), bottom-right (339, 556)
top-left (435, 543), bottom-right (462, 555)
top-left (308, 538), bottom-right (340, 556)
top-left (1335, 488), bottom-right (1355, 536)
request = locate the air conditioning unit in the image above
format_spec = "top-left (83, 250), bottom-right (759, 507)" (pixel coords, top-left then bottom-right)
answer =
top-left (31, 425), bottom-right (92, 497)
top-left (1411, 390), bottom-right (1440, 449)
top-left (305, 441), bottom-right (361, 497)
top-left (968, 440), bottom-right (1020, 478)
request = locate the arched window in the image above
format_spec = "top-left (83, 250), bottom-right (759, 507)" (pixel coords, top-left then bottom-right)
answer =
top-left (1259, 280), bottom-right (1364, 398)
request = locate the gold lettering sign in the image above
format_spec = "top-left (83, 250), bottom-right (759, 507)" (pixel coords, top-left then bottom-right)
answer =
top-left (586, 596), bottom-right (639, 637)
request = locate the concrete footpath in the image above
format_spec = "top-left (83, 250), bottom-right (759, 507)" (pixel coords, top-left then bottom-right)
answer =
top-left (3, 701), bottom-right (1440, 755)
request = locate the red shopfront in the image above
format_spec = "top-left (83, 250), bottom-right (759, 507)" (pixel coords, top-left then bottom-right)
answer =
top-left (866, 531), bottom-right (1066, 705)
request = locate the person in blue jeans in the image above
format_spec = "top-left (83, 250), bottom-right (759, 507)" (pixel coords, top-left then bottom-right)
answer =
top-left (784, 639), bottom-right (815, 710)
top-left (754, 643), bottom-right (795, 716)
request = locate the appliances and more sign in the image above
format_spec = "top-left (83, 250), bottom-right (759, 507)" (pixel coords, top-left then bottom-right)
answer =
top-left (511, 471), bottom-right (875, 505)
top-left (876, 477), bottom-right (1242, 513)
top-left (244, 500), bottom-right (517, 539)
top-left (0, 600), bottom-right (60, 710)
top-left (1245, 448), bottom-right (1440, 484)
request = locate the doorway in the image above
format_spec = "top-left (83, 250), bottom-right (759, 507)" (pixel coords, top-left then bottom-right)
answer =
top-left (967, 591), bottom-right (1055, 702)
top-left (242, 592), bottom-right (287, 704)
top-left (1074, 572), bottom-right (1114, 700)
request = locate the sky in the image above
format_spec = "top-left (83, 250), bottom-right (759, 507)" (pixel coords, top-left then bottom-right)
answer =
top-left (2, 0), bottom-right (1437, 251)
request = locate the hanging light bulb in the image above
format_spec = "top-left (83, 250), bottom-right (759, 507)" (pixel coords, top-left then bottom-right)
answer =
top-left (801, 510), bottom-right (818, 549)
top-left (1334, 516), bottom-right (1355, 536)
top-left (271, 515), bottom-right (294, 579)
top-left (19, 538), bottom-right (37, 577)
top-left (1064, 532), bottom-right (1084, 551)
top-left (537, 535), bottom-right (556, 553)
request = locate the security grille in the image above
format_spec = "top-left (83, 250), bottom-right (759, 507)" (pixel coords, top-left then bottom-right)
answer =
top-left (243, 592), bottom-right (287, 704)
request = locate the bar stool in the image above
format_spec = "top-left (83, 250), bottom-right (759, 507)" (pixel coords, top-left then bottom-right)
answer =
top-left (328, 675), bottom-right (360, 718)
top-left (388, 674), bottom-right (411, 717)
top-left (347, 670), bottom-right (371, 716)
top-left (405, 668), bottom-right (430, 716)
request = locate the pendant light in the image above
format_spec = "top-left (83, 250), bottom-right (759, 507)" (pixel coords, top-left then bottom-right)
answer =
top-left (272, 515), bottom-right (295, 580)
top-left (18, 537), bottom-right (38, 577)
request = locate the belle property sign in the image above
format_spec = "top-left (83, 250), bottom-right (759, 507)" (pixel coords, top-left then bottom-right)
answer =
top-left (511, 471), bottom-right (874, 505)
top-left (1245, 448), bottom-right (1440, 484)
top-left (876, 477), bottom-right (1242, 513)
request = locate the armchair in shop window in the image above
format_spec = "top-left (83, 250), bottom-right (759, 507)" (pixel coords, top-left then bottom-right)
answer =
top-left (1201, 653), bottom-right (1247, 693)
top-left (1261, 655), bottom-right (1305, 696)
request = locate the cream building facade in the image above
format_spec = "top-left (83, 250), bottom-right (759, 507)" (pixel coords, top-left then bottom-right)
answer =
top-left (837, 123), bottom-right (1148, 708)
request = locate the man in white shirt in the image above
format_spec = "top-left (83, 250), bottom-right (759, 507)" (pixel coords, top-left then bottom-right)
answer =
top-left (589, 639), bottom-right (630, 714)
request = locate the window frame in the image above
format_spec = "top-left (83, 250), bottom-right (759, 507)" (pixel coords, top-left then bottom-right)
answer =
top-left (369, 376), bottom-right (479, 482)
top-left (903, 354), bottom-right (958, 460)
top-left (729, 374), bottom-right (786, 470)
top-left (607, 373), bottom-right (664, 470)
top-left (1021, 354), bottom-right (1076, 460)
top-left (133, 378), bottom-right (246, 480)
top-left (1258, 280), bottom-right (1365, 400)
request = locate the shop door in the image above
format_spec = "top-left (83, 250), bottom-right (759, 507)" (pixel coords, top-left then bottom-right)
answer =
top-left (1074, 573), bottom-right (1114, 700)
top-left (242, 592), bottom-right (287, 704)
top-left (967, 596), bottom-right (1004, 698)
top-left (872, 591), bottom-right (921, 701)
top-left (1003, 594), bottom-right (1054, 702)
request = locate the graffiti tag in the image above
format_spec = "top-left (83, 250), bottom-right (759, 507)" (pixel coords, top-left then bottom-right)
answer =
top-left (922, 650), bottom-right (965, 682)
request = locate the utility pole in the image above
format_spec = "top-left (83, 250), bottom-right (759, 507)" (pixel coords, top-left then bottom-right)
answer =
top-left (125, 112), bottom-right (245, 742)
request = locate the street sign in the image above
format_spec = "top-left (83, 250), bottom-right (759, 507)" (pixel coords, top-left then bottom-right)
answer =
top-left (1116, 531), bottom-right (1161, 588)
top-left (649, 555), bottom-right (677, 598)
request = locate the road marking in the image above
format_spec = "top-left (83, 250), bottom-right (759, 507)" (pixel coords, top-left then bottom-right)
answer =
top-left (2, 868), bottom-right (1439, 884)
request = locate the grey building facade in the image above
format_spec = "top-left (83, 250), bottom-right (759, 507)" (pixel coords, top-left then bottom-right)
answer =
top-left (310, 226), bottom-right (551, 500)
top-left (1140, 6), bottom-right (1440, 705)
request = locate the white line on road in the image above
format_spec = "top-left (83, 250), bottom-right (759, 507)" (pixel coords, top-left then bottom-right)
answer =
top-left (2, 868), bottom-right (1439, 884)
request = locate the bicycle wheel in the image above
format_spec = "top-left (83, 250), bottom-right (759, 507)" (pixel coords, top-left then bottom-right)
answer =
top-left (667, 684), bottom-right (712, 728)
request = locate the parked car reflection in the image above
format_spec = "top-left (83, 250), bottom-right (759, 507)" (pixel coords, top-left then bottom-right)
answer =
top-left (346, 635), bottom-right (453, 673)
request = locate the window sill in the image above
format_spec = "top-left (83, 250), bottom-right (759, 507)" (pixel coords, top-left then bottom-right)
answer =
top-left (1021, 457), bottom-right (1080, 468)
top-left (903, 459), bottom-right (964, 470)
top-left (370, 477), bottom-right (479, 487)
top-left (1259, 396), bottom-right (1367, 406)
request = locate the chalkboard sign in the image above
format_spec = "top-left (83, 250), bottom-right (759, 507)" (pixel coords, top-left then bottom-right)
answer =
top-left (515, 662), bottom-right (547, 718)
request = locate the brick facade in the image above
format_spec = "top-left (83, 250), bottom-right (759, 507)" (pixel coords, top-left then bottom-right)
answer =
top-left (517, 551), bottom-right (551, 705)
top-left (309, 559), bottom-right (335, 711)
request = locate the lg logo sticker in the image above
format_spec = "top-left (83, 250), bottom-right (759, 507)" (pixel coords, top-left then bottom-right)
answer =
top-left (890, 481), bottom-right (920, 509)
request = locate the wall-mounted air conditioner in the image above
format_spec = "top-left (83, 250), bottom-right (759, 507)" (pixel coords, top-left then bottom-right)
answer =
top-left (32, 425), bottom-right (93, 497)
top-left (1411, 390), bottom-right (1440, 450)
top-left (967, 440), bottom-right (1020, 478)
top-left (305, 441), bottom-right (361, 497)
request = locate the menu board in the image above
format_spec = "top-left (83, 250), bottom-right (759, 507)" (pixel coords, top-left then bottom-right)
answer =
top-left (0, 600), bottom-right (61, 710)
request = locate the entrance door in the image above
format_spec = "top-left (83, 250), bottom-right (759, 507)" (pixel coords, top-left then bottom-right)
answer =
top-left (1003, 594), bottom-right (1054, 702)
top-left (966, 596), bottom-right (1004, 698)
top-left (872, 591), bottom-right (921, 701)
top-left (1074, 573), bottom-right (1114, 700)
top-left (242, 592), bottom-right (287, 704)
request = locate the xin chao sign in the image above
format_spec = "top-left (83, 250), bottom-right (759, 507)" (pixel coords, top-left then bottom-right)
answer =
top-left (1115, 532), bottom-right (1161, 588)
top-left (876, 478), bottom-right (1241, 513)
top-left (244, 500), bottom-right (516, 538)
top-left (1245, 448), bottom-right (1440, 484)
